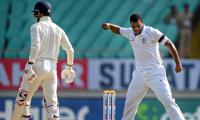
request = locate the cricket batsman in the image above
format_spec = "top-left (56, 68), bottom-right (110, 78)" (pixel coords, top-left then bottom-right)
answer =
top-left (11, 0), bottom-right (75, 120)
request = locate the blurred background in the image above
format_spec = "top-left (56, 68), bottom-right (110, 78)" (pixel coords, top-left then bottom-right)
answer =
top-left (0, 0), bottom-right (200, 120)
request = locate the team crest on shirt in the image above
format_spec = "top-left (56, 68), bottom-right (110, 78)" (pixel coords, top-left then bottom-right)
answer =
top-left (142, 37), bottom-right (146, 44)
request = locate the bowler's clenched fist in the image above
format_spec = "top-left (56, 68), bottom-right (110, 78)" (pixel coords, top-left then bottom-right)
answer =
top-left (102, 23), bottom-right (110, 30)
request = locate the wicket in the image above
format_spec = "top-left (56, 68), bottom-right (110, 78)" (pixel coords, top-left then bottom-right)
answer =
top-left (103, 90), bottom-right (116, 120)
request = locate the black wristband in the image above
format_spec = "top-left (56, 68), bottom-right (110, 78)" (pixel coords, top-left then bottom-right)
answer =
top-left (158, 35), bottom-right (165, 43)
top-left (28, 62), bottom-right (33, 64)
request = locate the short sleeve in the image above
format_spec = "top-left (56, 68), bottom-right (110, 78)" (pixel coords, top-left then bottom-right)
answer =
top-left (119, 27), bottom-right (132, 38)
top-left (151, 28), bottom-right (167, 45)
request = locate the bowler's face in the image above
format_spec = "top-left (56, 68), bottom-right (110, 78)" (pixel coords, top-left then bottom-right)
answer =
top-left (130, 20), bottom-right (144, 35)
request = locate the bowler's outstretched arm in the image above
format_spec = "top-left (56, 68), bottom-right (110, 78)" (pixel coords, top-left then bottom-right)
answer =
top-left (102, 23), bottom-right (121, 34)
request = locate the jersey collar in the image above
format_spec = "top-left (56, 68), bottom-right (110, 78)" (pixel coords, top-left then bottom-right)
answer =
top-left (39, 16), bottom-right (52, 22)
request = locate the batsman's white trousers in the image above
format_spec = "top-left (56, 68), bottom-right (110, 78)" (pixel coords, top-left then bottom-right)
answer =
top-left (122, 65), bottom-right (185, 120)
top-left (14, 59), bottom-right (59, 119)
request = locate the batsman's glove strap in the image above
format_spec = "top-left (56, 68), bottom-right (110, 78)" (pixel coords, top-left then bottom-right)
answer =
top-left (66, 63), bottom-right (73, 67)
top-left (21, 114), bottom-right (32, 119)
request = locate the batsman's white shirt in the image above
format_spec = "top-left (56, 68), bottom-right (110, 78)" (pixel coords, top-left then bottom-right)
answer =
top-left (120, 25), bottom-right (167, 70)
top-left (23, 17), bottom-right (74, 119)
top-left (29, 16), bottom-right (74, 63)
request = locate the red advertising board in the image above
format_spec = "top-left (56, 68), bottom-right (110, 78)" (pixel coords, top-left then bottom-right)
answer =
top-left (0, 59), bottom-right (88, 90)
top-left (1, 59), bottom-right (200, 91)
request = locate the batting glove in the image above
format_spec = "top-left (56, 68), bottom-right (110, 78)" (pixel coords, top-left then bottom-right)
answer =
top-left (24, 62), bottom-right (37, 81)
top-left (61, 65), bottom-right (76, 83)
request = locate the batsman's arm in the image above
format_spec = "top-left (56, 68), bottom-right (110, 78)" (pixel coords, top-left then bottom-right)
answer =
top-left (164, 40), bottom-right (182, 73)
top-left (102, 23), bottom-right (121, 34)
top-left (29, 25), bottom-right (41, 63)
top-left (60, 30), bottom-right (76, 83)
top-left (61, 30), bottom-right (74, 67)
